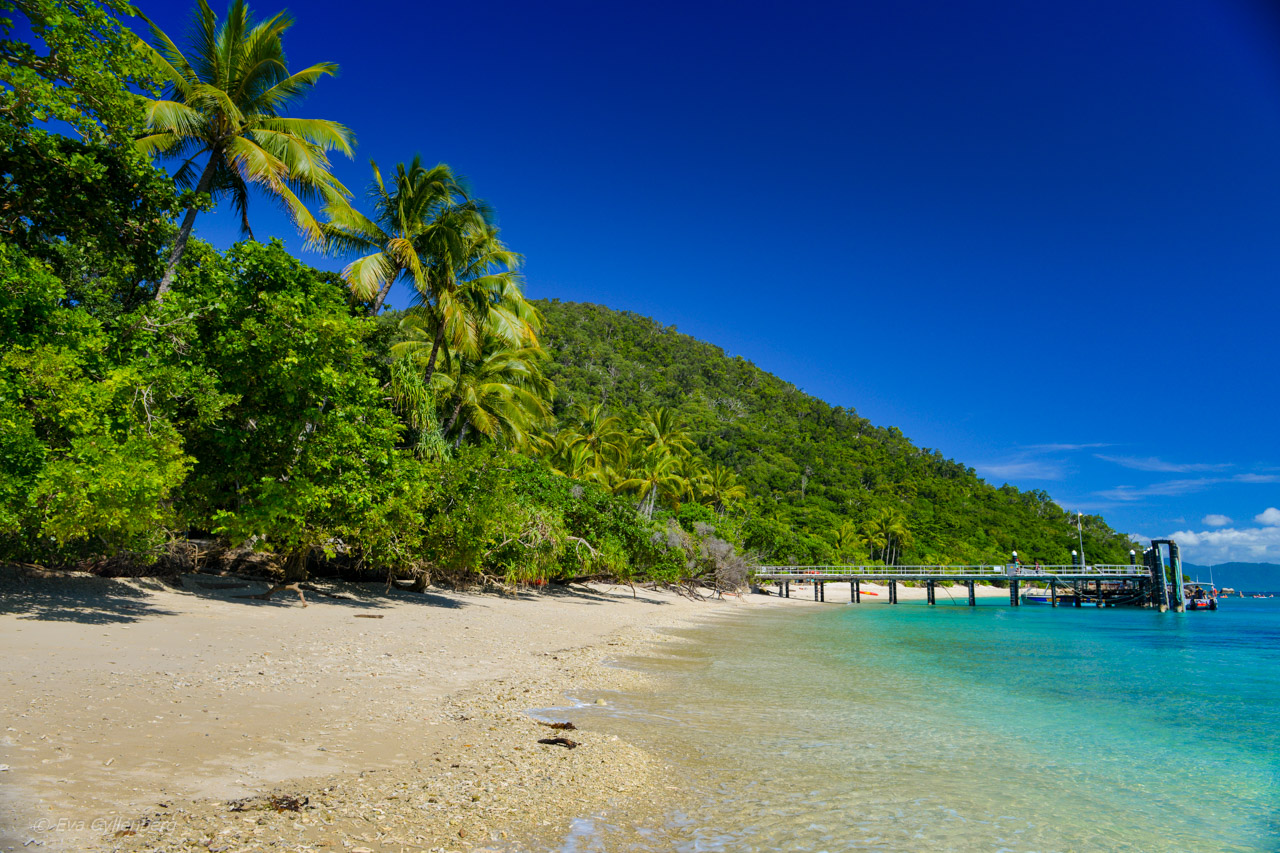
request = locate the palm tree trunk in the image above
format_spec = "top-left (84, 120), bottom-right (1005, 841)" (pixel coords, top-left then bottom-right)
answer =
top-left (157, 153), bottom-right (220, 302)
top-left (444, 399), bottom-right (464, 435)
top-left (421, 320), bottom-right (448, 384)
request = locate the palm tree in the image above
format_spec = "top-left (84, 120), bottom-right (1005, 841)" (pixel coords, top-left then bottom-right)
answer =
top-left (428, 335), bottom-right (552, 450)
top-left (136, 0), bottom-right (355, 298)
top-left (698, 464), bottom-right (748, 514)
top-left (564, 404), bottom-right (630, 473)
top-left (323, 158), bottom-right (476, 315)
top-left (862, 509), bottom-right (912, 566)
top-left (415, 221), bottom-right (533, 384)
top-left (635, 408), bottom-right (695, 458)
top-left (617, 449), bottom-right (688, 519)
top-left (832, 520), bottom-right (862, 563)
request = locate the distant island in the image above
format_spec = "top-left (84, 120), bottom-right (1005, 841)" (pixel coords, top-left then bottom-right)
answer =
top-left (1183, 562), bottom-right (1280, 593)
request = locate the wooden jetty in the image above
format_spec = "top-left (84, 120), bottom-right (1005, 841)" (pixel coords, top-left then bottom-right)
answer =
top-left (756, 541), bottom-right (1192, 611)
top-left (755, 557), bottom-right (1174, 608)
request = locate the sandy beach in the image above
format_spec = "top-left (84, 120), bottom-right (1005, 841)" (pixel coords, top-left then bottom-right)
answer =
top-left (0, 570), bottom-right (1001, 852)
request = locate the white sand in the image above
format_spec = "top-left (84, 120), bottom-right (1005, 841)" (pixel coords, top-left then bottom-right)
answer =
top-left (0, 569), bottom-right (1004, 851)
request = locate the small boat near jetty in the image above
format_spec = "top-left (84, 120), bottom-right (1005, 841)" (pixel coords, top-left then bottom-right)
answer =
top-left (1183, 581), bottom-right (1218, 611)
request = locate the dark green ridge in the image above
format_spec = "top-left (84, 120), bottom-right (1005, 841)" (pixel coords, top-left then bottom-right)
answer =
top-left (534, 299), bottom-right (1137, 566)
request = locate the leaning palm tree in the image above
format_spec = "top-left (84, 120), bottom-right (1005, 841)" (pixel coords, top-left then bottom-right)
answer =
top-left (136, 0), bottom-right (355, 299)
top-left (323, 157), bottom-right (476, 315)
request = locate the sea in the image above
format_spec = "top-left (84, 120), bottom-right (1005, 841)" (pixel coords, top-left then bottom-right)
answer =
top-left (556, 594), bottom-right (1280, 852)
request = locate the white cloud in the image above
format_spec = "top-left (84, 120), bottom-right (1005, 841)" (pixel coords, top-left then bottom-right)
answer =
top-left (974, 459), bottom-right (1065, 481)
top-left (1024, 442), bottom-right (1113, 452)
top-left (1095, 473), bottom-right (1280, 502)
top-left (1166, 524), bottom-right (1280, 564)
top-left (1202, 514), bottom-right (1232, 527)
top-left (1096, 455), bottom-right (1231, 474)
top-left (1255, 507), bottom-right (1280, 526)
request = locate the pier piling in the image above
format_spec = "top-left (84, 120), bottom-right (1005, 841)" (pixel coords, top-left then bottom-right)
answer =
top-left (1010, 579), bottom-right (1020, 607)
top-left (1050, 581), bottom-right (1057, 607)
top-left (851, 580), bottom-right (859, 603)
top-left (927, 580), bottom-right (936, 605)
top-left (967, 580), bottom-right (976, 607)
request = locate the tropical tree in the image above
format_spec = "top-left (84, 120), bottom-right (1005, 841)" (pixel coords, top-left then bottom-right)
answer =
top-left (413, 220), bottom-right (533, 385)
top-left (698, 464), bottom-right (747, 514)
top-left (135, 0), bottom-right (354, 298)
top-left (564, 404), bottom-right (630, 473)
top-left (863, 508), bottom-right (912, 566)
top-left (832, 520), bottom-right (861, 562)
top-left (323, 157), bottom-right (474, 315)
top-left (618, 449), bottom-right (688, 519)
top-left (634, 408), bottom-right (694, 458)
top-left (428, 334), bottom-right (552, 450)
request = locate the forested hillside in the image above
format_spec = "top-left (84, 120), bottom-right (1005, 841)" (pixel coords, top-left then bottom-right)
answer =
top-left (536, 300), bottom-right (1137, 566)
top-left (0, 1), bottom-right (1135, 592)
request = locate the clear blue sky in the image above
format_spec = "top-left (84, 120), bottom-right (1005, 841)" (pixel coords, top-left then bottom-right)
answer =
top-left (134, 0), bottom-right (1280, 564)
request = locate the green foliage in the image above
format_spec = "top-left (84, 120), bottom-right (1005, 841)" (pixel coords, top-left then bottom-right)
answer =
top-left (0, 0), bottom-right (151, 144)
top-left (0, 3), bottom-right (1140, 593)
top-left (535, 299), bottom-right (1139, 566)
top-left (0, 243), bottom-right (197, 559)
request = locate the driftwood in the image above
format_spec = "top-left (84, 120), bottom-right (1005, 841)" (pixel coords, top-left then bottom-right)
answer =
top-left (537, 737), bottom-right (578, 749)
top-left (233, 583), bottom-right (307, 606)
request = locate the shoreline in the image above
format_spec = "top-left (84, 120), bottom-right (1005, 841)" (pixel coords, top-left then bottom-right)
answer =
top-left (0, 569), bottom-right (806, 852)
top-left (0, 570), bottom-right (1007, 852)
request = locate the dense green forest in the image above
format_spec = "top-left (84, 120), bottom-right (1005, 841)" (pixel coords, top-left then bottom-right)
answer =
top-left (0, 0), bottom-right (1136, 596)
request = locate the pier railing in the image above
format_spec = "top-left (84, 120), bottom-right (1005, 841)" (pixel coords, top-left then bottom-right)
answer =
top-left (755, 564), bottom-right (1144, 579)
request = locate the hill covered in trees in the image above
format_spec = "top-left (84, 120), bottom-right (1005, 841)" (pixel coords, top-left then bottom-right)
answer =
top-left (535, 300), bottom-right (1137, 567)
top-left (0, 0), bottom-right (1136, 594)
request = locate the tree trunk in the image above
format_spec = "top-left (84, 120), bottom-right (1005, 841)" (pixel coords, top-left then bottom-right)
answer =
top-left (421, 319), bottom-right (448, 385)
top-left (444, 399), bottom-right (464, 436)
top-left (157, 153), bottom-right (220, 302)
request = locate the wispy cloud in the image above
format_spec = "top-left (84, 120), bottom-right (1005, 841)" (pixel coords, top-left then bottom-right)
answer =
top-left (1095, 454), bottom-right (1231, 473)
top-left (973, 459), bottom-right (1066, 481)
top-left (1095, 473), bottom-right (1280, 502)
top-left (1024, 442), bottom-right (1113, 453)
top-left (1202, 514), bottom-right (1232, 527)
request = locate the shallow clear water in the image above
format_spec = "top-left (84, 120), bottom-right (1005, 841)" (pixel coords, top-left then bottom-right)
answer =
top-left (563, 597), bottom-right (1280, 852)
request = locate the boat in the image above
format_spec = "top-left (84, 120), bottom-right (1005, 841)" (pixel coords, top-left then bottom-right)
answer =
top-left (1021, 590), bottom-right (1079, 606)
top-left (1183, 581), bottom-right (1218, 611)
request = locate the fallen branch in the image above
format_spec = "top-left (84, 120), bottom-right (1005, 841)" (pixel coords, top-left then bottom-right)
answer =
top-left (232, 583), bottom-right (307, 606)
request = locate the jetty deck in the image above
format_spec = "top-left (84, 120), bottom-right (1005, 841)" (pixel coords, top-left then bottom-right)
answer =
top-left (754, 564), bottom-right (1149, 606)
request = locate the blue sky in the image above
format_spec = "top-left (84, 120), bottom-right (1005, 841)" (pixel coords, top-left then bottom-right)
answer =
top-left (133, 0), bottom-right (1280, 563)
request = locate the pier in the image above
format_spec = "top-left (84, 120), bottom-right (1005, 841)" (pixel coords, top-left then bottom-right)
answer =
top-left (754, 563), bottom-right (1152, 607)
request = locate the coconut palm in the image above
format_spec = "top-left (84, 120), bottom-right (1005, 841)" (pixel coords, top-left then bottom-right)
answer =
top-left (862, 509), bottom-right (912, 566)
top-left (135, 0), bottom-right (355, 298)
top-left (832, 520), bottom-right (861, 562)
top-left (429, 336), bottom-right (552, 450)
top-left (322, 158), bottom-right (478, 315)
top-left (563, 404), bottom-right (630, 473)
top-left (634, 408), bottom-right (695, 458)
top-left (617, 449), bottom-right (688, 519)
top-left (698, 464), bottom-right (748, 513)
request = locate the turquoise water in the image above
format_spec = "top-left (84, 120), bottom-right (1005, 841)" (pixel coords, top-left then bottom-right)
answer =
top-left (564, 597), bottom-right (1280, 852)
